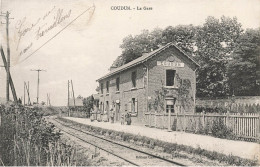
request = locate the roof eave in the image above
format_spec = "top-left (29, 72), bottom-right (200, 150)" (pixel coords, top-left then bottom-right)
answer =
top-left (96, 60), bottom-right (145, 82)
top-left (96, 42), bottom-right (200, 82)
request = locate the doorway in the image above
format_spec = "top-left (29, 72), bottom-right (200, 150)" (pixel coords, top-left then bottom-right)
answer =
top-left (115, 102), bottom-right (120, 121)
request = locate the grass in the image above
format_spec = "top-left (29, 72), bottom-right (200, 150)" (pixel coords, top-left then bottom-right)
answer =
top-left (0, 104), bottom-right (90, 166)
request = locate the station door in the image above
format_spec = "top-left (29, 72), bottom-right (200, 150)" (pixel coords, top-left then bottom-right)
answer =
top-left (115, 103), bottom-right (120, 121)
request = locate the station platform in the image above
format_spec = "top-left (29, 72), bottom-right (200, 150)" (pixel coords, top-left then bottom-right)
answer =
top-left (63, 117), bottom-right (259, 161)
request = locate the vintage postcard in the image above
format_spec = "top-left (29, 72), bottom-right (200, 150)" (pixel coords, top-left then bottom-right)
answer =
top-left (0, 0), bottom-right (259, 166)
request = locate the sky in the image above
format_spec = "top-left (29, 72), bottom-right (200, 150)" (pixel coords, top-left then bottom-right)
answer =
top-left (0, 0), bottom-right (259, 106)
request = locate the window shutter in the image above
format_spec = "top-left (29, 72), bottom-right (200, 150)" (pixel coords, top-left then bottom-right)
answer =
top-left (135, 99), bottom-right (138, 113)
top-left (128, 102), bottom-right (131, 113)
top-left (128, 99), bottom-right (132, 113)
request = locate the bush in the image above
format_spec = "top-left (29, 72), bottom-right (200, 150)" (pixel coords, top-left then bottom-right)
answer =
top-left (0, 106), bottom-right (80, 166)
top-left (196, 106), bottom-right (227, 113)
top-left (211, 118), bottom-right (233, 139)
top-left (171, 118), bottom-right (177, 131)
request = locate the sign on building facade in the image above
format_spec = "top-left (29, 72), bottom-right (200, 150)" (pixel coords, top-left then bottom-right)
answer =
top-left (157, 61), bottom-right (184, 67)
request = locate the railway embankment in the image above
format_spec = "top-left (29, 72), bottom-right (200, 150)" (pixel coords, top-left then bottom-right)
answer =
top-left (57, 116), bottom-right (259, 166)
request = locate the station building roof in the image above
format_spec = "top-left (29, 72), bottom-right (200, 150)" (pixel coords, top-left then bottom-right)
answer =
top-left (96, 42), bottom-right (199, 82)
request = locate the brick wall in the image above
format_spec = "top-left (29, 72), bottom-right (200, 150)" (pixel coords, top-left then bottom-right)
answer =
top-left (97, 45), bottom-right (197, 125)
top-left (147, 46), bottom-right (196, 113)
top-left (98, 64), bottom-right (147, 125)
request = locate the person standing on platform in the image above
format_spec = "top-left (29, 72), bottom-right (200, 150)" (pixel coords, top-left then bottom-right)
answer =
top-left (121, 113), bottom-right (125, 125)
top-left (110, 107), bottom-right (115, 123)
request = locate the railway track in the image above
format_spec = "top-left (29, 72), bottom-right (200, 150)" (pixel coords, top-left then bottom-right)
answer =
top-left (50, 117), bottom-right (186, 166)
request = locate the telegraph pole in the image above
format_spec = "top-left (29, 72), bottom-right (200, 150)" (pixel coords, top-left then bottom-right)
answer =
top-left (0, 46), bottom-right (17, 102)
top-left (30, 69), bottom-right (46, 104)
top-left (25, 81), bottom-right (31, 105)
top-left (1, 11), bottom-right (13, 102)
top-left (71, 80), bottom-right (76, 108)
top-left (47, 93), bottom-right (51, 106)
top-left (24, 82), bottom-right (26, 105)
top-left (68, 80), bottom-right (70, 107)
top-left (47, 94), bottom-right (48, 106)
top-left (48, 93), bottom-right (51, 106)
top-left (68, 80), bottom-right (70, 116)
top-left (6, 11), bottom-right (10, 102)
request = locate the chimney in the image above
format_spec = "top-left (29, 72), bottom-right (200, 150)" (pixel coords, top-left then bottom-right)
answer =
top-left (158, 41), bottom-right (168, 48)
top-left (142, 47), bottom-right (149, 56)
top-left (109, 65), bottom-right (117, 71)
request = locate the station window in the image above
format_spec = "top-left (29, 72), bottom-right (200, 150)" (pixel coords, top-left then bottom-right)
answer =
top-left (116, 77), bottom-right (120, 91)
top-left (166, 70), bottom-right (176, 86)
top-left (96, 101), bottom-right (99, 108)
top-left (106, 80), bottom-right (109, 93)
top-left (131, 98), bottom-right (138, 113)
top-left (100, 102), bottom-right (103, 113)
top-left (100, 83), bottom-right (103, 94)
top-left (132, 71), bottom-right (137, 88)
top-left (106, 101), bottom-right (109, 112)
top-left (166, 105), bottom-right (174, 113)
top-left (166, 99), bottom-right (175, 113)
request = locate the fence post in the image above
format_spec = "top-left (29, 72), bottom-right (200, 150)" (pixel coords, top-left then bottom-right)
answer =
top-left (149, 112), bottom-right (151, 127)
top-left (226, 110), bottom-right (230, 128)
top-left (258, 114), bottom-right (260, 140)
top-left (168, 108), bottom-right (172, 132)
top-left (184, 109), bottom-right (186, 132)
top-left (155, 113), bottom-right (157, 128)
top-left (176, 111), bottom-right (178, 131)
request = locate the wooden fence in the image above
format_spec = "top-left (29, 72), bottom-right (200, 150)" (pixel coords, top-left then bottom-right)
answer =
top-left (60, 109), bottom-right (87, 118)
top-left (144, 112), bottom-right (260, 140)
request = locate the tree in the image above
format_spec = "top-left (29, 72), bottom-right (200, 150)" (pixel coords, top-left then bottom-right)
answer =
top-left (111, 28), bottom-right (163, 68)
top-left (83, 95), bottom-right (94, 117)
top-left (111, 25), bottom-right (197, 68)
top-left (162, 24), bottom-right (197, 55)
top-left (194, 16), bottom-right (243, 97)
top-left (227, 28), bottom-right (260, 96)
top-left (111, 16), bottom-right (245, 98)
top-left (95, 86), bottom-right (100, 92)
top-left (77, 95), bottom-right (83, 99)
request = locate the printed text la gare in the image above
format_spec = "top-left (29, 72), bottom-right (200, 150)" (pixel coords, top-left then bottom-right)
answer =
top-left (111, 6), bottom-right (152, 10)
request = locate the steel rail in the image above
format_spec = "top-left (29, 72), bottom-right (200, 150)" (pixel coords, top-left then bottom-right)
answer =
top-left (53, 119), bottom-right (139, 166)
top-left (53, 118), bottom-right (185, 166)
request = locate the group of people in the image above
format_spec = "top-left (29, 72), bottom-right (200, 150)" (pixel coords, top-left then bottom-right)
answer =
top-left (90, 107), bottom-right (131, 125)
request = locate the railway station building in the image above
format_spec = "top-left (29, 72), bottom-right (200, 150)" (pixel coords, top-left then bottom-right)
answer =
top-left (95, 43), bottom-right (199, 125)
